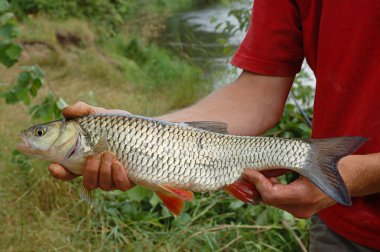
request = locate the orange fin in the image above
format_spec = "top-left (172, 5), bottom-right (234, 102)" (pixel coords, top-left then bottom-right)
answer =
top-left (224, 178), bottom-right (261, 205)
top-left (158, 185), bottom-right (194, 202)
top-left (156, 192), bottom-right (185, 216)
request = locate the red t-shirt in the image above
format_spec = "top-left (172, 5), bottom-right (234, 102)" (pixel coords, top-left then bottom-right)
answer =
top-left (231, 0), bottom-right (380, 249)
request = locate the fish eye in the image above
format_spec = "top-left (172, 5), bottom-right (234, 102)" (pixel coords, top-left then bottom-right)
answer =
top-left (34, 126), bottom-right (47, 137)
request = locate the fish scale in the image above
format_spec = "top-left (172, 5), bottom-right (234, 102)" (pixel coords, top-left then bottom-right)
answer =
top-left (19, 113), bottom-right (366, 214)
top-left (76, 114), bottom-right (313, 191)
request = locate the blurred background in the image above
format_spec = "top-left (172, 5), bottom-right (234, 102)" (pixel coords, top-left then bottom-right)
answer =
top-left (0, 0), bottom-right (315, 251)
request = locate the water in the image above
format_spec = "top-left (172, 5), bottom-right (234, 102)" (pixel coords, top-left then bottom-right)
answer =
top-left (159, 1), bottom-right (316, 88)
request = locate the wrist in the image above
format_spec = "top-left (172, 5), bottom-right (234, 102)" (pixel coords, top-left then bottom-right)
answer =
top-left (338, 155), bottom-right (362, 196)
top-left (338, 154), bottom-right (380, 197)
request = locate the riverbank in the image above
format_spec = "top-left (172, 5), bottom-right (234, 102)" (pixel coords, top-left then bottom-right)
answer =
top-left (0, 1), bottom-right (310, 251)
top-left (0, 2), bottom-right (214, 251)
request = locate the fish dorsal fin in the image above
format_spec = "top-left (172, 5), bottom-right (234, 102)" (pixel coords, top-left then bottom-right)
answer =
top-left (158, 184), bottom-right (194, 202)
top-left (156, 192), bottom-right (185, 216)
top-left (184, 121), bottom-right (229, 134)
top-left (84, 136), bottom-right (108, 157)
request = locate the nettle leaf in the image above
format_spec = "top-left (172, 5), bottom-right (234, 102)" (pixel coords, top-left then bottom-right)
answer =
top-left (0, 12), bottom-right (14, 24)
top-left (0, 42), bottom-right (22, 67)
top-left (1, 90), bottom-right (18, 104)
top-left (16, 86), bottom-right (30, 105)
top-left (0, 23), bottom-right (18, 39)
top-left (6, 42), bottom-right (22, 58)
top-left (17, 71), bottom-right (31, 87)
top-left (21, 65), bottom-right (45, 79)
top-left (30, 78), bottom-right (42, 97)
top-left (0, 0), bottom-right (10, 13)
top-left (28, 92), bottom-right (61, 121)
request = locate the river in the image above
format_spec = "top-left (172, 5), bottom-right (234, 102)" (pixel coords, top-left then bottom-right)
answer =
top-left (159, 0), bottom-right (316, 88)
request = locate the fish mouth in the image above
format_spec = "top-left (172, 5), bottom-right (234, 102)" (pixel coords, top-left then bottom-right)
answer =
top-left (16, 133), bottom-right (32, 153)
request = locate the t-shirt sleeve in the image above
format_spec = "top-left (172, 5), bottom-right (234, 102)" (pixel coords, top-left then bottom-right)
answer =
top-left (231, 0), bottom-right (304, 77)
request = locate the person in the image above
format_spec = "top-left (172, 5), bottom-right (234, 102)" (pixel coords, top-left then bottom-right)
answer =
top-left (48, 0), bottom-right (380, 251)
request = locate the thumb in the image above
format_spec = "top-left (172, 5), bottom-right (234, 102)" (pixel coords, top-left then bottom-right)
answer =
top-left (243, 169), bottom-right (290, 205)
top-left (62, 101), bottom-right (104, 118)
top-left (243, 169), bottom-right (274, 195)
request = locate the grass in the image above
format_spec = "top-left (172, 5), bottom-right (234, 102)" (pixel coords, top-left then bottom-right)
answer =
top-left (0, 8), bottom-right (310, 252)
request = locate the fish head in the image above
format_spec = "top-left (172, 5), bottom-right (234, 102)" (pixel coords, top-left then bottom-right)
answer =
top-left (17, 119), bottom-right (79, 162)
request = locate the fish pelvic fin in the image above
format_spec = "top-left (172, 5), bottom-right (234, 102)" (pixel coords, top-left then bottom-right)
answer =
top-left (302, 136), bottom-right (367, 206)
top-left (156, 191), bottom-right (185, 216)
top-left (158, 185), bottom-right (194, 202)
top-left (224, 178), bottom-right (261, 205)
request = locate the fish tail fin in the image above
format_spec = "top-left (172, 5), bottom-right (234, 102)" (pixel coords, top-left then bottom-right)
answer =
top-left (224, 178), bottom-right (261, 205)
top-left (302, 136), bottom-right (367, 206)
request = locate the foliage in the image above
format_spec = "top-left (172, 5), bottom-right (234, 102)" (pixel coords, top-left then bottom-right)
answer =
top-left (0, 1), bottom-right (22, 67)
top-left (106, 36), bottom-right (208, 109)
top-left (0, 0), bottom-right (315, 251)
top-left (0, 0), bottom-right (66, 121)
top-left (10, 0), bottom-right (196, 38)
top-left (266, 72), bottom-right (314, 139)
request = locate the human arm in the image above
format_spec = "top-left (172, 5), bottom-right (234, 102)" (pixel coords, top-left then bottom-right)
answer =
top-left (160, 70), bottom-right (294, 136)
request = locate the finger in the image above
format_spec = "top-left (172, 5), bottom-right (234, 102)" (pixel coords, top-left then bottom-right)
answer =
top-left (48, 163), bottom-right (79, 181)
top-left (269, 177), bottom-right (280, 184)
top-left (98, 152), bottom-right (114, 191)
top-left (62, 101), bottom-right (109, 118)
top-left (112, 161), bottom-right (134, 191)
top-left (83, 154), bottom-right (101, 190)
top-left (243, 169), bottom-right (298, 205)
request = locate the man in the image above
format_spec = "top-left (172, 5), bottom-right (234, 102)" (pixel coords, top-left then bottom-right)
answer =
top-left (49, 0), bottom-right (380, 250)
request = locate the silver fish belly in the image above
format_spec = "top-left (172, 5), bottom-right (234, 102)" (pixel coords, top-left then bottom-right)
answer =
top-left (75, 114), bottom-right (365, 207)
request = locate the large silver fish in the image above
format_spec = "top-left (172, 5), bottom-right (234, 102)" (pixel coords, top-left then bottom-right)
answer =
top-left (18, 114), bottom-right (366, 215)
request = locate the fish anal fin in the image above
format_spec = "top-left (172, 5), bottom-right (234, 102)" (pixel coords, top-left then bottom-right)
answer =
top-left (158, 184), bottom-right (194, 202)
top-left (156, 191), bottom-right (185, 216)
top-left (184, 121), bottom-right (229, 134)
top-left (84, 136), bottom-right (108, 157)
top-left (224, 178), bottom-right (261, 205)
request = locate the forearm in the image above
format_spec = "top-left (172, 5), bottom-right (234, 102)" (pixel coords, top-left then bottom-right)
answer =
top-left (339, 153), bottom-right (380, 197)
top-left (160, 71), bottom-right (294, 136)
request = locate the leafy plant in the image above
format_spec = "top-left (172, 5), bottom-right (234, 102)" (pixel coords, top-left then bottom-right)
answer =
top-left (0, 0), bottom-right (68, 169)
top-left (0, 0), bottom-right (66, 121)
top-left (0, 0), bottom-right (22, 67)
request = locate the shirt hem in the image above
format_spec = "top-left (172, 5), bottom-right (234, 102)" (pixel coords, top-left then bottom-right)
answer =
top-left (230, 53), bottom-right (303, 77)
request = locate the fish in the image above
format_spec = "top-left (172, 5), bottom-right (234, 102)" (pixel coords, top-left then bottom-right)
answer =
top-left (17, 114), bottom-right (366, 215)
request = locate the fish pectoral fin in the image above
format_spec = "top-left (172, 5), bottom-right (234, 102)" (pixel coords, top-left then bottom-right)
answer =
top-left (80, 185), bottom-right (94, 206)
top-left (184, 121), bottom-right (229, 134)
top-left (158, 184), bottom-right (194, 202)
top-left (156, 191), bottom-right (185, 216)
top-left (224, 178), bottom-right (261, 205)
top-left (84, 135), bottom-right (108, 157)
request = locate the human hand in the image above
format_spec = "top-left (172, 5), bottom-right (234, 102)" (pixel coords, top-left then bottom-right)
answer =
top-left (48, 101), bottom-right (134, 191)
top-left (242, 169), bottom-right (336, 219)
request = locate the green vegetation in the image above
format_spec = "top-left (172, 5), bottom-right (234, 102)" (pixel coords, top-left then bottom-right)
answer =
top-left (0, 0), bottom-right (314, 251)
